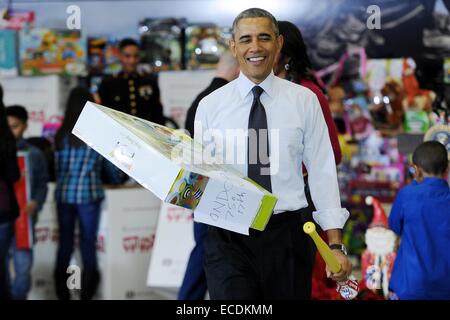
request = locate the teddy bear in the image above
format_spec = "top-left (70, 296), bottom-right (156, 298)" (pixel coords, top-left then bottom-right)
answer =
top-left (328, 85), bottom-right (346, 114)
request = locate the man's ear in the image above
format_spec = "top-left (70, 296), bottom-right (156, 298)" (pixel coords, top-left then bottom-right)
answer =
top-left (277, 34), bottom-right (284, 54)
top-left (414, 165), bottom-right (424, 181)
top-left (229, 39), bottom-right (237, 58)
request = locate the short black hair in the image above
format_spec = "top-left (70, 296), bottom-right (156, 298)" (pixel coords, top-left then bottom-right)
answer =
top-left (6, 105), bottom-right (28, 123)
top-left (119, 38), bottom-right (139, 51)
top-left (413, 141), bottom-right (448, 175)
top-left (232, 8), bottom-right (279, 38)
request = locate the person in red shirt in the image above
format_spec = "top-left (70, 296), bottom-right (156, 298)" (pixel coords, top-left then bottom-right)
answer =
top-left (274, 21), bottom-right (341, 164)
top-left (274, 20), bottom-right (342, 299)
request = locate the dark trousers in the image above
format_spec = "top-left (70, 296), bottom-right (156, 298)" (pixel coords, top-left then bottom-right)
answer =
top-left (0, 222), bottom-right (14, 300)
top-left (54, 201), bottom-right (101, 300)
top-left (204, 208), bottom-right (315, 300)
top-left (178, 221), bottom-right (208, 300)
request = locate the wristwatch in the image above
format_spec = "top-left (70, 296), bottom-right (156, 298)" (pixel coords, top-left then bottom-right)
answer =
top-left (329, 243), bottom-right (348, 256)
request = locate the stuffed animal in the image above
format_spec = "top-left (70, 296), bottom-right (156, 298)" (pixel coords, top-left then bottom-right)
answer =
top-left (383, 80), bottom-right (404, 127)
top-left (402, 58), bottom-right (435, 112)
top-left (328, 86), bottom-right (346, 114)
top-left (369, 79), bottom-right (404, 129)
top-left (347, 103), bottom-right (373, 140)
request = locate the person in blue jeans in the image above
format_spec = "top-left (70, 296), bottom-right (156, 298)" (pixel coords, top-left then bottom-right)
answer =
top-left (53, 87), bottom-right (121, 300)
top-left (6, 105), bottom-right (49, 300)
top-left (0, 85), bottom-right (20, 300)
top-left (388, 141), bottom-right (450, 300)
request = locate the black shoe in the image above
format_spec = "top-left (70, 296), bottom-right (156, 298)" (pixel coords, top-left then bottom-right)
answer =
top-left (54, 270), bottom-right (71, 300)
top-left (80, 269), bottom-right (100, 300)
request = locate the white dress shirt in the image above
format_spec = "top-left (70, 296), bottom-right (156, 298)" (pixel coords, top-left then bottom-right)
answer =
top-left (194, 71), bottom-right (349, 230)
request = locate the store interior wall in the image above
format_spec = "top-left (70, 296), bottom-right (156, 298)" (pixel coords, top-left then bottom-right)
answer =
top-left (3, 0), bottom-right (450, 90)
top-left (2, 0), bottom-right (448, 39)
top-left (0, 0), bottom-right (308, 38)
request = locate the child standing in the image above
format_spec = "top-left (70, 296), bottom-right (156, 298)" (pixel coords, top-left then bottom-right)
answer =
top-left (389, 141), bottom-right (450, 299)
top-left (0, 85), bottom-right (20, 300)
top-left (54, 87), bottom-right (121, 300)
top-left (6, 105), bottom-right (49, 300)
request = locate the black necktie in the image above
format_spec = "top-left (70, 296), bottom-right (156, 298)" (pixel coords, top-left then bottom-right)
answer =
top-left (247, 86), bottom-right (272, 192)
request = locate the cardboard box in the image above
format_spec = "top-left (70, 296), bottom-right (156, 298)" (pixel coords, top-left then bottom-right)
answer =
top-left (147, 203), bottom-right (194, 288)
top-left (19, 28), bottom-right (87, 76)
top-left (29, 183), bottom-right (162, 300)
top-left (73, 102), bottom-right (277, 235)
top-left (159, 69), bottom-right (215, 128)
top-left (97, 187), bottom-right (160, 300)
top-left (1, 74), bottom-right (77, 138)
top-left (0, 29), bottom-right (18, 77)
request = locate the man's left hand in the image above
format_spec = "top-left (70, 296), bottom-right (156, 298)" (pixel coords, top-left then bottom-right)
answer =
top-left (326, 250), bottom-right (352, 282)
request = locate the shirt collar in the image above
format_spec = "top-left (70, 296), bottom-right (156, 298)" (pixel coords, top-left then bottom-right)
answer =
top-left (236, 71), bottom-right (275, 99)
top-left (421, 177), bottom-right (449, 188)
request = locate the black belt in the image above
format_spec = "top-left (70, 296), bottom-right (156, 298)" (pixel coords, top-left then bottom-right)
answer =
top-left (208, 207), bottom-right (311, 237)
top-left (249, 207), bottom-right (309, 236)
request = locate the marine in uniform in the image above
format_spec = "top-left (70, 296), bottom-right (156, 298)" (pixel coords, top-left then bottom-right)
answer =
top-left (97, 38), bottom-right (165, 125)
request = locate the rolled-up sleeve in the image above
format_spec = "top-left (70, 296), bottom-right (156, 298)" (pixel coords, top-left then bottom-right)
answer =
top-left (302, 94), bottom-right (349, 230)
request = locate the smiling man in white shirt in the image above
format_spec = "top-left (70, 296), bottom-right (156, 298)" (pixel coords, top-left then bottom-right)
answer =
top-left (194, 8), bottom-right (352, 299)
